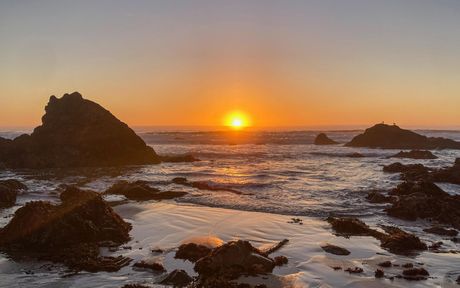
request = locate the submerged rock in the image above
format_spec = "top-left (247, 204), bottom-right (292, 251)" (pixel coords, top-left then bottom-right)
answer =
top-left (0, 92), bottom-right (160, 168)
top-left (0, 186), bottom-right (132, 272)
top-left (346, 124), bottom-right (460, 149)
top-left (105, 180), bottom-right (187, 201)
top-left (321, 244), bottom-right (350, 255)
top-left (366, 191), bottom-right (395, 204)
top-left (314, 133), bottom-right (338, 145)
top-left (375, 269), bottom-right (384, 278)
top-left (159, 154), bottom-right (200, 163)
top-left (327, 217), bottom-right (427, 255)
top-left (175, 242), bottom-right (212, 262)
top-left (0, 179), bottom-right (27, 208)
top-left (390, 150), bottom-right (437, 159)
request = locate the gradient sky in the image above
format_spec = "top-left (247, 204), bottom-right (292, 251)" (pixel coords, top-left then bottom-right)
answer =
top-left (1, 0), bottom-right (459, 128)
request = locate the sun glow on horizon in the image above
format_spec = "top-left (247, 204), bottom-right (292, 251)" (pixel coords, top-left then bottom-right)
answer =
top-left (224, 111), bottom-right (251, 129)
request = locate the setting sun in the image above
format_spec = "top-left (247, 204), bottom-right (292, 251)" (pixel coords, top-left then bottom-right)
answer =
top-left (224, 111), bottom-right (251, 129)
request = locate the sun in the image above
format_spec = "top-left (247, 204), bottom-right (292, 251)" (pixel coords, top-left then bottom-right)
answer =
top-left (224, 111), bottom-right (250, 129)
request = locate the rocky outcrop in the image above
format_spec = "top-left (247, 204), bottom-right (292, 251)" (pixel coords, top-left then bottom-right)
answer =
top-left (385, 181), bottom-right (460, 229)
top-left (314, 133), bottom-right (339, 145)
top-left (0, 179), bottom-right (27, 208)
top-left (0, 186), bottom-right (132, 272)
top-left (431, 158), bottom-right (460, 185)
top-left (423, 226), bottom-right (458, 237)
top-left (175, 243), bottom-right (212, 262)
top-left (327, 217), bottom-right (427, 255)
top-left (0, 92), bottom-right (160, 168)
top-left (346, 124), bottom-right (460, 149)
top-left (105, 180), bottom-right (187, 201)
top-left (383, 162), bottom-right (430, 181)
top-left (390, 150), bottom-right (437, 159)
top-left (194, 240), bottom-right (276, 280)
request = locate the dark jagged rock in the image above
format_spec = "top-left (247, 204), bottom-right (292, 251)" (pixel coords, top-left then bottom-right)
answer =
top-left (375, 269), bottom-right (384, 278)
top-left (105, 180), bottom-right (187, 201)
top-left (175, 243), bottom-right (212, 262)
top-left (0, 92), bottom-right (160, 168)
top-left (194, 240), bottom-right (275, 280)
top-left (0, 186), bottom-right (132, 272)
top-left (159, 269), bottom-right (192, 287)
top-left (0, 179), bottom-right (27, 208)
top-left (378, 261), bottom-right (392, 267)
top-left (314, 133), bottom-right (338, 145)
top-left (346, 124), bottom-right (460, 149)
top-left (386, 181), bottom-right (460, 229)
top-left (133, 260), bottom-right (166, 272)
top-left (345, 267), bottom-right (363, 274)
top-left (321, 244), bottom-right (350, 255)
top-left (172, 177), bottom-right (244, 195)
top-left (327, 217), bottom-right (427, 255)
top-left (402, 268), bottom-right (429, 280)
top-left (366, 191), bottom-right (395, 204)
top-left (274, 255), bottom-right (288, 266)
top-left (390, 150), bottom-right (437, 159)
top-left (423, 226), bottom-right (458, 237)
top-left (383, 162), bottom-right (430, 181)
top-left (431, 158), bottom-right (460, 185)
top-left (379, 226), bottom-right (427, 255)
top-left (326, 217), bottom-right (380, 238)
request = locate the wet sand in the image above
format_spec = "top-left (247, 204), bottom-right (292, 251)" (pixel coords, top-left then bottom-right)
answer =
top-left (1, 200), bottom-right (457, 287)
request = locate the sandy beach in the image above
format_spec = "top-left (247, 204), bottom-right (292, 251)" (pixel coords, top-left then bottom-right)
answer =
top-left (1, 199), bottom-right (458, 287)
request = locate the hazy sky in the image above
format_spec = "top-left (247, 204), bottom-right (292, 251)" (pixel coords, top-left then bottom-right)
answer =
top-left (1, 0), bottom-right (459, 128)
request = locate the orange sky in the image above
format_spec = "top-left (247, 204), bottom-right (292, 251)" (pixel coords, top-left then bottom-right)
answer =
top-left (1, 1), bottom-right (460, 129)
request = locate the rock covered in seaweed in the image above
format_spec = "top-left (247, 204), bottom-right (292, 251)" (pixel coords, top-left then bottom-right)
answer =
top-left (346, 124), bottom-right (460, 149)
top-left (0, 186), bottom-right (132, 272)
top-left (314, 133), bottom-right (338, 145)
top-left (0, 92), bottom-right (160, 168)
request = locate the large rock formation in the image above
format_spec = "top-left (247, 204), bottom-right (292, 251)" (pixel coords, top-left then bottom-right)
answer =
top-left (0, 186), bottom-right (132, 271)
top-left (0, 92), bottom-right (160, 168)
top-left (346, 124), bottom-right (460, 149)
top-left (314, 133), bottom-right (339, 145)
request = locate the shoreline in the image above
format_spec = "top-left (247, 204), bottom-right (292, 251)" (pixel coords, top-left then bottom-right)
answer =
top-left (2, 200), bottom-right (457, 287)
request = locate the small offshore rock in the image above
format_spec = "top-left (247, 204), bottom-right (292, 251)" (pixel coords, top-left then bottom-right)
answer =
top-left (314, 133), bottom-right (338, 145)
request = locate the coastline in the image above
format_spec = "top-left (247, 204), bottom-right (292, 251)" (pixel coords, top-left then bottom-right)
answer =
top-left (1, 200), bottom-right (458, 287)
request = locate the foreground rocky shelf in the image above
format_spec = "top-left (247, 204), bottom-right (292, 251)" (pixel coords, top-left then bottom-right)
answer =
top-left (0, 186), bottom-right (132, 272)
